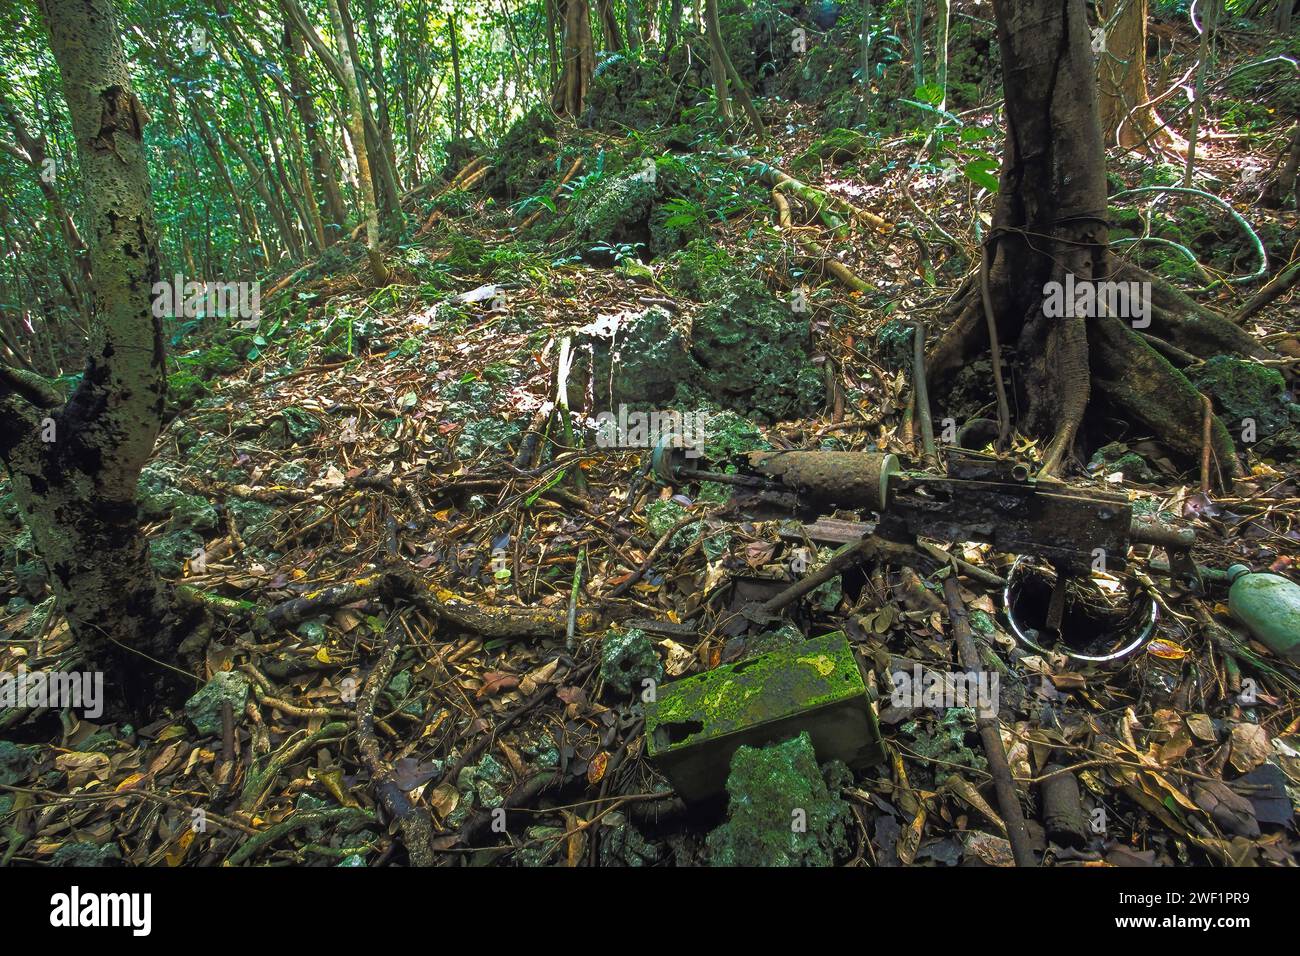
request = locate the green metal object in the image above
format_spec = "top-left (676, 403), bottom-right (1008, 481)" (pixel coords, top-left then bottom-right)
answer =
top-left (1228, 565), bottom-right (1300, 662)
top-left (645, 632), bottom-right (885, 802)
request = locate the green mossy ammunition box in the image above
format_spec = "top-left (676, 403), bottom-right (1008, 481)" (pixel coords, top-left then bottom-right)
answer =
top-left (645, 632), bottom-right (884, 802)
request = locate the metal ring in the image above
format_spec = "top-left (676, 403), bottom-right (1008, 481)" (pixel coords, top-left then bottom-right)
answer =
top-left (1002, 556), bottom-right (1158, 663)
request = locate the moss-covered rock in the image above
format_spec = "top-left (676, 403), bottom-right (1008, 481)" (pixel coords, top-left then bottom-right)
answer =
top-left (689, 278), bottom-right (823, 422)
top-left (601, 627), bottom-right (663, 696)
top-left (262, 406), bottom-right (323, 449)
top-left (572, 168), bottom-right (659, 259)
top-left (1189, 355), bottom-right (1296, 441)
top-left (899, 708), bottom-right (987, 787)
top-left (644, 498), bottom-right (701, 550)
top-left (51, 842), bottom-right (120, 867)
top-left (744, 622), bottom-right (805, 658)
top-left (705, 731), bottom-right (852, 866)
top-left (1089, 442), bottom-right (1160, 483)
top-left (185, 671), bottom-right (251, 736)
top-left (599, 822), bottom-right (663, 866)
top-left (485, 105), bottom-right (559, 200)
top-left (453, 416), bottom-right (522, 460)
top-left (136, 463), bottom-right (218, 534)
top-left (231, 335), bottom-right (257, 361)
top-left (587, 53), bottom-right (683, 130)
top-left (703, 409), bottom-right (770, 461)
top-left (148, 528), bottom-right (204, 577)
top-left (576, 305), bottom-right (694, 407)
top-left (577, 242), bottom-right (819, 421)
top-left (227, 499), bottom-right (276, 541)
top-left (200, 344), bottom-right (241, 377)
top-left (167, 370), bottom-right (207, 411)
top-left (665, 239), bottom-right (738, 300)
top-left (0, 740), bottom-right (36, 786)
top-left (792, 128), bottom-right (873, 174)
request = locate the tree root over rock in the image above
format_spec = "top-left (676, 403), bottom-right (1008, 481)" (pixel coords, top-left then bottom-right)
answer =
top-left (925, 254), bottom-right (1261, 484)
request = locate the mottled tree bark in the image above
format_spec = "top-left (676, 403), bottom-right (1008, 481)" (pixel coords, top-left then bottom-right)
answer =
top-left (925, 0), bottom-right (1250, 480)
top-left (1097, 0), bottom-right (1175, 150)
top-left (552, 0), bottom-right (595, 116)
top-left (282, 15), bottom-right (349, 242)
top-left (326, 0), bottom-right (389, 282)
top-left (0, 0), bottom-right (200, 712)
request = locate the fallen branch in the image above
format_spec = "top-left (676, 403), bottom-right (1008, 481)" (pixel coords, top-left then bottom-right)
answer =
top-left (357, 627), bottom-right (436, 866)
top-left (519, 155), bottom-right (584, 231)
top-left (718, 146), bottom-right (892, 235)
top-left (224, 807), bottom-right (374, 866)
top-left (942, 574), bottom-right (1036, 867)
top-left (771, 188), bottom-right (872, 293)
top-left (1233, 258), bottom-right (1300, 325)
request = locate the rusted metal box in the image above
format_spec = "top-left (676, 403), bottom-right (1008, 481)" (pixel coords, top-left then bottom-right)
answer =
top-left (645, 632), bottom-right (885, 802)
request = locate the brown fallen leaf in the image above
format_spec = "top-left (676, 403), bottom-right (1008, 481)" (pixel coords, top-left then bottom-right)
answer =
top-left (478, 671), bottom-right (519, 697)
top-left (1227, 721), bottom-right (1271, 773)
top-left (1193, 781), bottom-right (1261, 838)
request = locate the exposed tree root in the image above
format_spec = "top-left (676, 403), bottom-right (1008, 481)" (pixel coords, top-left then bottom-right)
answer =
top-left (926, 255), bottom-right (1259, 484)
top-left (357, 627), bottom-right (436, 866)
top-left (1089, 315), bottom-right (1241, 479)
top-left (261, 565), bottom-right (602, 639)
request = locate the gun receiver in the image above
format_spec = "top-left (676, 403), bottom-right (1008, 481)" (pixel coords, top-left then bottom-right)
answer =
top-left (653, 443), bottom-right (1199, 588)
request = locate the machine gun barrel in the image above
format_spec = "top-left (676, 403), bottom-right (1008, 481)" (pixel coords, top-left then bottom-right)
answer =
top-left (651, 441), bottom-right (1198, 582)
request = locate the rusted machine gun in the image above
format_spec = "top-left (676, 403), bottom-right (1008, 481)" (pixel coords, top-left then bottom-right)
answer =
top-left (650, 441), bottom-right (1202, 635)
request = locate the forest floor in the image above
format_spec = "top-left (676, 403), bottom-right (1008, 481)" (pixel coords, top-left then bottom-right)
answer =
top-left (2, 21), bottom-right (1300, 867)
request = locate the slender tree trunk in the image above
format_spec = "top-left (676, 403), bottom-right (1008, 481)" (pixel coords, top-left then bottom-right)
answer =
top-left (326, 0), bottom-right (389, 282)
top-left (362, 0), bottom-right (401, 193)
top-left (449, 7), bottom-right (464, 140)
top-left (2, 0), bottom-right (200, 713)
top-left (704, 0), bottom-right (764, 141)
top-left (0, 93), bottom-right (91, 281)
top-left (282, 16), bottom-right (349, 241)
top-left (1183, 0), bottom-right (1219, 185)
top-left (665, 0), bottom-right (683, 50)
top-left (597, 0), bottom-right (624, 50)
top-left (935, 0), bottom-right (950, 111)
top-left (337, 0), bottom-right (403, 222)
top-left (545, 0), bottom-right (560, 87)
top-left (626, 0), bottom-right (640, 51)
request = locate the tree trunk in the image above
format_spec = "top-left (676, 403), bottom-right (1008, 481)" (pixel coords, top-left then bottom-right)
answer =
top-left (0, 93), bottom-right (91, 281)
top-left (326, 0), bottom-right (389, 282)
top-left (1096, 0), bottom-right (1174, 150)
top-left (704, 0), bottom-right (764, 141)
top-left (597, 0), bottom-right (624, 51)
top-left (449, 7), bottom-right (464, 140)
top-left (282, 15), bottom-right (349, 242)
top-left (665, 0), bottom-right (683, 51)
top-left (925, 0), bottom-right (1255, 482)
top-left (1, 0), bottom-right (202, 713)
top-left (552, 0), bottom-right (595, 116)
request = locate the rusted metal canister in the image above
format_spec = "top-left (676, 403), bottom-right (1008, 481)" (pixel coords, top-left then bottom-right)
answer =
top-left (745, 450), bottom-right (899, 511)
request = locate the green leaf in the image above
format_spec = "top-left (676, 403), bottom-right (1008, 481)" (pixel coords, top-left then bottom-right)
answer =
top-left (914, 83), bottom-right (945, 106)
top-left (963, 158), bottom-right (1001, 193)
